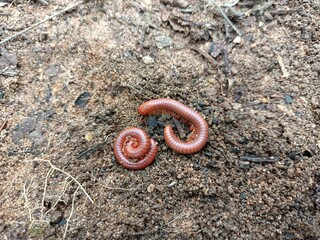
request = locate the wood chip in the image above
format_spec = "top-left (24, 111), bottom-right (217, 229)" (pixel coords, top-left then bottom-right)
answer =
top-left (277, 54), bottom-right (290, 78)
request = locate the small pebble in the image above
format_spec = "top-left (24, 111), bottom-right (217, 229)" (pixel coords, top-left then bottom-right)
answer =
top-left (168, 181), bottom-right (177, 187)
top-left (230, 147), bottom-right (241, 154)
top-left (2, 51), bottom-right (18, 65)
top-left (260, 97), bottom-right (269, 104)
top-left (147, 184), bottom-right (155, 193)
top-left (160, 0), bottom-right (171, 5)
top-left (196, 105), bottom-right (202, 111)
top-left (46, 65), bottom-right (60, 77)
top-left (287, 151), bottom-right (300, 160)
top-left (101, 3), bottom-right (108, 13)
top-left (198, 101), bottom-right (209, 108)
top-left (249, 188), bottom-right (255, 195)
top-left (172, 0), bottom-right (189, 8)
top-left (232, 103), bottom-right (242, 110)
top-left (75, 92), bottom-right (91, 108)
top-left (240, 192), bottom-right (247, 200)
top-left (142, 55), bottom-right (154, 64)
top-left (230, 66), bottom-right (238, 75)
top-left (211, 117), bottom-right (220, 125)
top-left (85, 132), bottom-right (94, 142)
top-left (287, 168), bottom-right (295, 178)
top-left (238, 137), bottom-right (249, 145)
top-left (204, 151), bottom-right (212, 157)
top-left (284, 159), bottom-right (292, 166)
top-left (0, 129), bottom-right (8, 138)
top-left (155, 35), bottom-right (173, 49)
top-left (239, 160), bottom-right (250, 170)
top-left (203, 109), bottom-right (210, 116)
top-left (233, 36), bottom-right (241, 43)
top-left (193, 163), bottom-right (201, 170)
top-left (0, 89), bottom-right (4, 100)
top-left (284, 95), bottom-right (293, 104)
top-left (58, 219), bottom-right (67, 226)
top-left (264, 12), bottom-right (273, 21)
top-left (227, 186), bottom-right (234, 195)
top-left (123, 49), bottom-right (133, 59)
top-left (209, 195), bottom-right (217, 204)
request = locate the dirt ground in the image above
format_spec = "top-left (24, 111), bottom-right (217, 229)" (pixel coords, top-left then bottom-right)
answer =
top-left (0, 0), bottom-right (319, 239)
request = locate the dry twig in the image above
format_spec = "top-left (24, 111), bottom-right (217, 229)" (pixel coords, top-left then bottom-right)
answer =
top-left (0, 118), bottom-right (8, 132)
top-left (23, 179), bottom-right (35, 222)
top-left (0, 110), bottom-right (13, 132)
top-left (172, 118), bottom-right (186, 139)
top-left (277, 54), bottom-right (290, 78)
top-left (190, 46), bottom-right (219, 68)
top-left (37, 0), bottom-right (49, 5)
top-left (270, 6), bottom-right (303, 16)
top-left (210, 0), bottom-right (242, 36)
top-left (240, 155), bottom-right (279, 163)
top-left (40, 167), bottom-right (54, 219)
top-left (0, 0), bottom-right (86, 45)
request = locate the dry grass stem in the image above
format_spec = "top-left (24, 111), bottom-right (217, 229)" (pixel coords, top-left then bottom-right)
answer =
top-left (40, 167), bottom-right (53, 219)
top-left (0, 0), bottom-right (86, 45)
top-left (44, 178), bottom-right (73, 217)
top-left (63, 186), bottom-right (80, 239)
top-left (37, 0), bottom-right (49, 5)
top-left (26, 159), bottom-right (94, 204)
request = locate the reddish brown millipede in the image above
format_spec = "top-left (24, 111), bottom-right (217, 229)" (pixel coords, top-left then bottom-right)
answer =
top-left (138, 98), bottom-right (209, 154)
top-left (113, 127), bottom-right (158, 170)
top-left (114, 98), bottom-right (209, 170)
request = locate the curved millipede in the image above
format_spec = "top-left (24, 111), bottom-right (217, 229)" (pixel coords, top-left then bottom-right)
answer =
top-left (138, 98), bottom-right (209, 154)
top-left (113, 127), bottom-right (158, 170)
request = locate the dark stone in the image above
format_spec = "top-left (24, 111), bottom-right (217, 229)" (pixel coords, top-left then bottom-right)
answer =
top-left (234, 92), bottom-right (243, 102)
top-left (211, 117), bottom-right (220, 125)
top-left (75, 92), bottom-right (91, 108)
top-left (198, 102), bottom-right (208, 108)
top-left (203, 109), bottom-right (210, 116)
top-left (302, 150), bottom-right (312, 158)
top-left (230, 147), bottom-right (241, 154)
top-left (124, 49), bottom-right (134, 59)
top-left (193, 163), bottom-right (201, 170)
top-left (204, 151), bottom-right (212, 157)
top-left (216, 97), bottom-right (224, 103)
top-left (12, 118), bottom-right (37, 144)
top-left (239, 160), bottom-right (250, 170)
top-left (195, 104), bottom-right (202, 112)
top-left (284, 95), bottom-right (293, 104)
top-left (240, 192), bottom-right (247, 200)
top-left (0, 89), bottom-right (4, 100)
top-left (284, 159), bottom-right (292, 166)
top-left (287, 151), bottom-right (300, 160)
top-left (238, 137), bottom-right (249, 145)
top-left (58, 219), bottom-right (67, 226)
top-left (208, 160), bottom-right (217, 168)
top-left (209, 195), bottom-right (217, 204)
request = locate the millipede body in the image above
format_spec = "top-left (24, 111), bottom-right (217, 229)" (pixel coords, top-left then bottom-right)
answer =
top-left (114, 98), bottom-right (209, 170)
top-left (138, 98), bottom-right (209, 154)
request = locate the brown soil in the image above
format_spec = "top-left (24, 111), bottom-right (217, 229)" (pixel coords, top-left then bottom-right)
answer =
top-left (0, 0), bottom-right (319, 239)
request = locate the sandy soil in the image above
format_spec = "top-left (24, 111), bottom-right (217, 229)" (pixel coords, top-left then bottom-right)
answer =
top-left (0, 0), bottom-right (319, 239)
